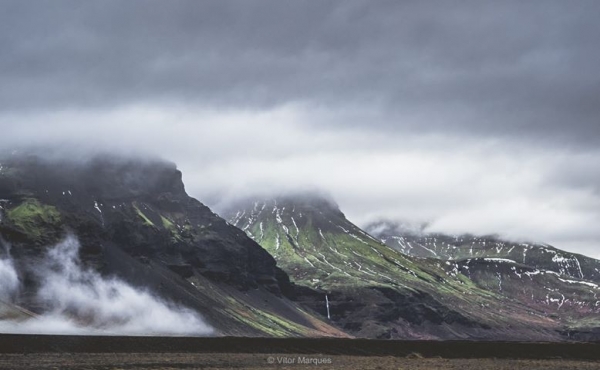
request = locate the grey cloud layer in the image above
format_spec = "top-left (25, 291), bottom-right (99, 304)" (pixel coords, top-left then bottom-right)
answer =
top-left (2, 1), bottom-right (600, 145)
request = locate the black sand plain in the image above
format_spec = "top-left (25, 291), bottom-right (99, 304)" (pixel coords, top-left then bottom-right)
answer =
top-left (1, 335), bottom-right (600, 369)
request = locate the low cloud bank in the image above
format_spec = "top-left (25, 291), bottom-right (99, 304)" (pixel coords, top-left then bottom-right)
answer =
top-left (0, 255), bottom-right (19, 302)
top-left (0, 235), bottom-right (213, 336)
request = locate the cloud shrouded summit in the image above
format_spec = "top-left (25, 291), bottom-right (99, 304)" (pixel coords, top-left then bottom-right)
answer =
top-left (1, 1), bottom-right (599, 257)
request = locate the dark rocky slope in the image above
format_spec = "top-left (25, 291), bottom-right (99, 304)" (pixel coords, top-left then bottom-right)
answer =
top-left (0, 154), bottom-right (346, 337)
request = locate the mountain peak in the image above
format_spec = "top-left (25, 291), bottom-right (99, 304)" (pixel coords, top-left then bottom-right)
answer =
top-left (226, 195), bottom-right (450, 293)
top-left (364, 219), bottom-right (428, 238)
top-left (223, 191), bottom-right (345, 224)
top-left (0, 153), bottom-right (184, 201)
top-left (274, 191), bottom-right (339, 211)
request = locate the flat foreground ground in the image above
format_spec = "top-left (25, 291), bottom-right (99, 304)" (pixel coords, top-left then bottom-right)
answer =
top-left (1, 335), bottom-right (599, 369)
top-left (0, 353), bottom-right (599, 370)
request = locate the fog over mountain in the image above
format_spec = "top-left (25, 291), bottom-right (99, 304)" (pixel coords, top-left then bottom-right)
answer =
top-left (0, 235), bottom-right (212, 336)
top-left (1, 1), bottom-right (599, 257)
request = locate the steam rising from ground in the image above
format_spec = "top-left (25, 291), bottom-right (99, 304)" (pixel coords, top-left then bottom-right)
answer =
top-left (0, 256), bottom-right (19, 302)
top-left (0, 235), bottom-right (213, 336)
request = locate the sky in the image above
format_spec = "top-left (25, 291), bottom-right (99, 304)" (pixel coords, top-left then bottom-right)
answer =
top-left (1, 1), bottom-right (600, 258)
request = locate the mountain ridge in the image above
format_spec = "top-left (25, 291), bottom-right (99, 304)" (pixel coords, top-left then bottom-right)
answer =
top-left (366, 220), bottom-right (600, 283)
top-left (225, 193), bottom-right (600, 340)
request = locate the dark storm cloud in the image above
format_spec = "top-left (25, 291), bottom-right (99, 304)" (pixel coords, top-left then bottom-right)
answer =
top-left (2, 0), bottom-right (600, 146)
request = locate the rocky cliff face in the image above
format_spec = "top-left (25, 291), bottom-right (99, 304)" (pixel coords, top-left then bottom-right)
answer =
top-left (0, 154), bottom-right (346, 337)
top-left (0, 154), bottom-right (286, 291)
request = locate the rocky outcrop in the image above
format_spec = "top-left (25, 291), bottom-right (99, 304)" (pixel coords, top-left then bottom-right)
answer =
top-left (0, 154), bottom-right (287, 292)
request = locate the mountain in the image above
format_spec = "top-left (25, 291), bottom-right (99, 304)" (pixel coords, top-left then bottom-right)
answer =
top-left (0, 154), bottom-right (346, 337)
top-left (224, 194), bottom-right (600, 340)
top-left (3, 153), bottom-right (598, 341)
top-left (366, 220), bottom-right (600, 283)
top-left (365, 220), bottom-right (600, 339)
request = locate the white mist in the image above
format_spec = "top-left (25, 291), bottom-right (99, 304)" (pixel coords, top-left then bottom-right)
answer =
top-left (0, 235), bottom-right (213, 336)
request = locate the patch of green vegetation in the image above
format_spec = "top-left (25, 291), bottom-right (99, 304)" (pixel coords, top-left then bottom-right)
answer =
top-left (565, 316), bottom-right (600, 329)
top-left (161, 215), bottom-right (182, 242)
top-left (226, 305), bottom-right (311, 338)
top-left (161, 215), bottom-right (175, 230)
top-left (252, 220), bottom-right (306, 266)
top-left (231, 312), bottom-right (288, 337)
top-left (133, 204), bottom-right (155, 227)
top-left (6, 198), bottom-right (61, 241)
top-left (259, 309), bottom-right (311, 334)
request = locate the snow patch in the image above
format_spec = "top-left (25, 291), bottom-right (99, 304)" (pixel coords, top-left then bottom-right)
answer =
top-left (291, 217), bottom-right (300, 237)
top-left (303, 256), bottom-right (315, 268)
top-left (557, 278), bottom-right (599, 289)
top-left (482, 258), bottom-right (517, 263)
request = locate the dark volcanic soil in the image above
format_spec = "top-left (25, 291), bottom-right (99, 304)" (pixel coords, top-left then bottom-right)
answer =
top-left (1, 353), bottom-right (600, 370)
top-left (0, 335), bottom-right (600, 369)
top-left (2, 335), bottom-right (600, 359)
